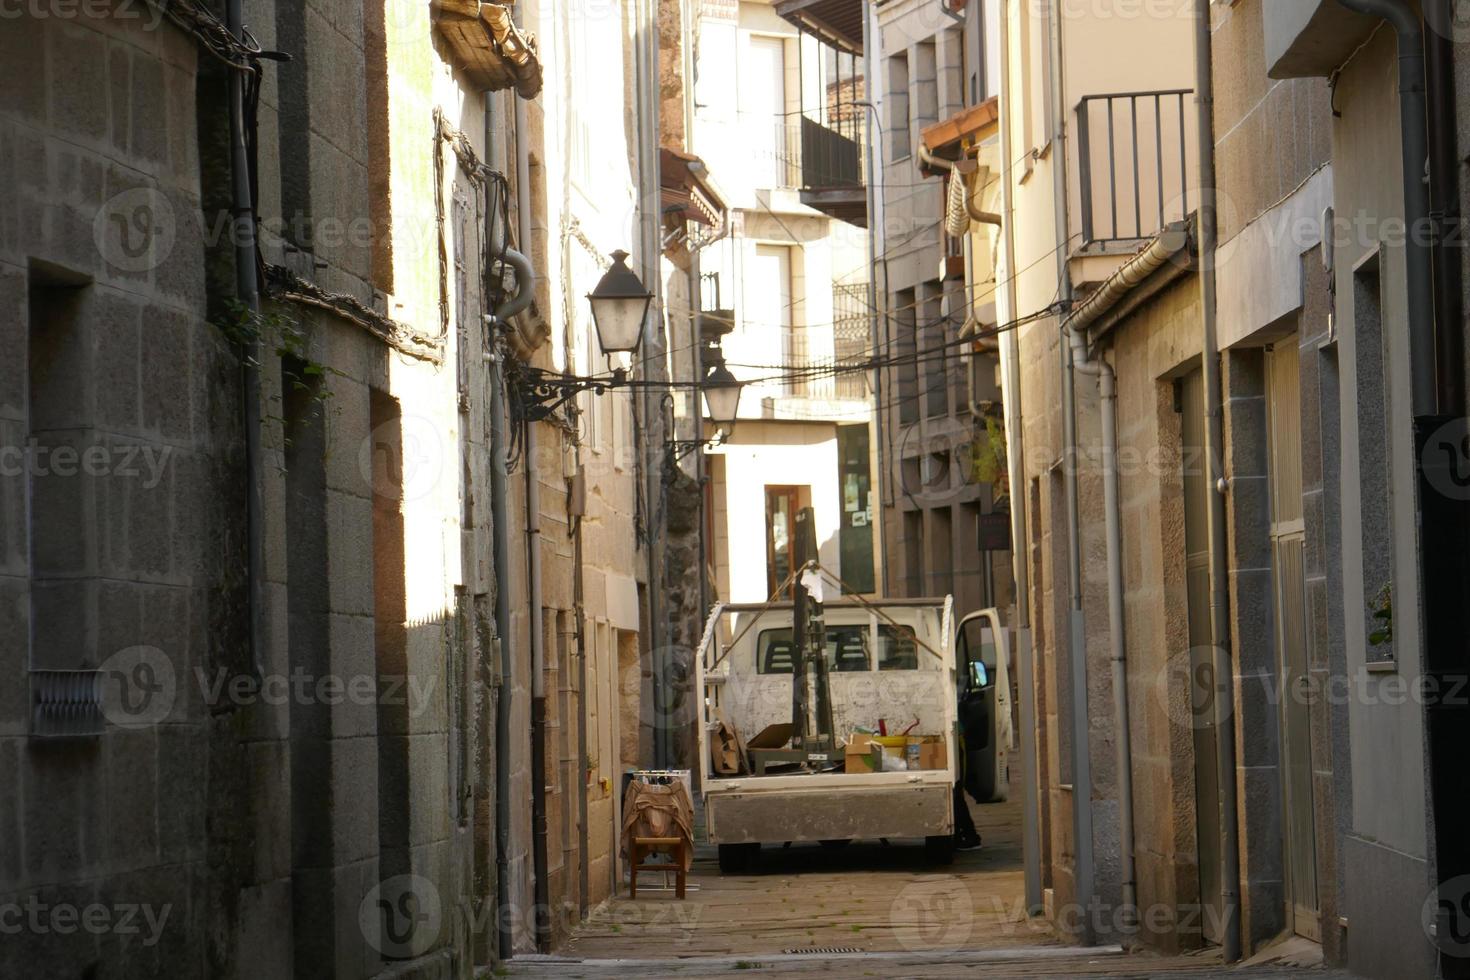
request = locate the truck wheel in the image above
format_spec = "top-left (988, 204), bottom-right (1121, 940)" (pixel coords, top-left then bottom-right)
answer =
top-left (924, 835), bottom-right (955, 865)
top-left (718, 843), bottom-right (759, 873)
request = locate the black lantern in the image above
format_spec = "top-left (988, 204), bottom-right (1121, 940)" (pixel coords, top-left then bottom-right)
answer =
top-left (587, 250), bottom-right (652, 356)
top-left (701, 363), bottom-right (743, 427)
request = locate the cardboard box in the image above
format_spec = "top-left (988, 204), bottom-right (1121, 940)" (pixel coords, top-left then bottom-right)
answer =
top-left (914, 735), bottom-right (947, 770)
top-left (844, 733), bottom-right (878, 773)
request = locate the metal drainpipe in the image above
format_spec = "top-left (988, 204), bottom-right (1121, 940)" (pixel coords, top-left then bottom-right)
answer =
top-left (506, 21), bottom-right (552, 944)
top-left (859, 86), bottom-right (888, 596)
top-left (1047, 0), bottom-right (1096, 943)
top-left (1069, 343), bottom-right (1138, 932)
top-left (487, 337), bottom-right (516, 961)
top-left (1191, 0), bottom-right (1243, 961)
top-left (1425, 0), bottom-right (1464, 413)
top-left (996, 0), bottom-right (1042, 915)
top-left (484, 88), bottom-right (517, 964)
top-left (636, 0), bottom-right (668, 769)
top-left (526, 421), bottom-right (550, 952)
top-left (574, 498), bottom-right (590, 917)
top-left (225, 0), bottom-right (264, 683)
top-left (1335, 0), bottom-right (1436, 415)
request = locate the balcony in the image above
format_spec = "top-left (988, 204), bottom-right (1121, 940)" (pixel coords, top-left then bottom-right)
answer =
top-left (1075, 90), bottom-right (1195, 249)
top-left (796, 112), bottom-right (868, 227)
top-left (1263, 0), bottom-right (1379, 79)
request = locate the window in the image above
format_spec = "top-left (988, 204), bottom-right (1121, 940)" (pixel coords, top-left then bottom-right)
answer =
top-left (755, 624), bottom-right (921, 674)
top-left (915, 40), bottom-right (938, 130)
top-left (745, 35), bottom-right (791, 188)
top-left (765, 485), bottom-right (803, 597)
top-left (746, 244), bottom-right (799, 390)
top-left (887, 52), bottom-right (910, 160)
top-left (894, 288), bottom-right (919, 424)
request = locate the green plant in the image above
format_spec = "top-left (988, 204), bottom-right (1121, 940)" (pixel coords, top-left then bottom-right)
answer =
top-left (215, 299), bottom-right (341, 444)
top-left (973, 415), bottom-right (1009, 502)
top-left (1369, 584), bottom-right (1393, 647)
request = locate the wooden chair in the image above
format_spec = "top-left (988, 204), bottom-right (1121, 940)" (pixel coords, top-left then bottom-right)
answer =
top-left (628, 836), bottom-right (687, 899)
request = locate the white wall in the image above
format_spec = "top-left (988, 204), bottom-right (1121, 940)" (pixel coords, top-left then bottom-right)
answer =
top-left (711, 421), bottom-right (846, 601)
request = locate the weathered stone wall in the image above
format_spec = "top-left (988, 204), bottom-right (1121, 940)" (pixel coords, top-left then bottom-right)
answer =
top-left (1107, 274), bottom-right (1207, 953)
top-left (0, 10), bottom-right (258, 977)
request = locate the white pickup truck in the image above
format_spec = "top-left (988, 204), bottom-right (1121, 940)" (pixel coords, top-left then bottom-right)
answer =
top-left (695, 597), bottom-right (1012, 871)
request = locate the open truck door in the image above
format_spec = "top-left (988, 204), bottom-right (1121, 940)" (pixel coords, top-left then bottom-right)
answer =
top-left (956, 608), bottom-right (1012, 803)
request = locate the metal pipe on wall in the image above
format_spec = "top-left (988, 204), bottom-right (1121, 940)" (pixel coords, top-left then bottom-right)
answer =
top-left (488, 343), bottom-right (516, 961)
top-left (1334, 0), bottom-right (1435, 414)
top-left (483, 87), bottom-right (517, 965)
top-left (225, 0), bottom-right (265, 684)
top-left (634, 0), bottom-right (668, 769)
top-left (1097, 354), bottom-right (1137, 929)
top-left (526, 420), bottom-right (550, 952)
top-left (995, 0), bottom-right (1042, 915)
top-left (1191, 0), bottom-right (1242, 961)
top-left (1046, 0), bottom-right (1096, 942)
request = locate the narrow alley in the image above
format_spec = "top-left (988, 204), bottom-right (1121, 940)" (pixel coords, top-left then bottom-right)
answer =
top-left (5, 0), bottom-right (1470, 977)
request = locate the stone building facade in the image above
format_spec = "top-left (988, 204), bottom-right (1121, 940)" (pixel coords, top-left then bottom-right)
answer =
top-left (2, 0), bottom-right (672, 975)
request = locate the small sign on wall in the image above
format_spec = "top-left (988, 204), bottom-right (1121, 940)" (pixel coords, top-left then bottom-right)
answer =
top-left (977, 511), bottom-right (1010, 552)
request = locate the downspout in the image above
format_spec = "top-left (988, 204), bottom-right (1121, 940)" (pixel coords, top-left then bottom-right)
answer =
top-left (1059, 227), bottom-right (1189, 934)
top-left (225, 0), bottom-right (265, 683)
top-left (1047, 0), bottom-right (1096, 943)
top-left (574, 502), bottom-right (590, 917)
top-left (485, 90), bottom-right (516, 964)
top-left (526, 421), bottom-right (550, 952)
top-left (996, 0), bottom-right (1041, 912)
top-left (487, 333), bottom-right (515, 962)
top-left (507, 18), bottom-right (552, 945)
top-left (1066, 334), bottom-right (1137, 933)
top-left (1191, 0), bottom-right (1242, 962)
top-left (635, 0), bottom-right (668, 768)
top-left (1425, 0), bottom-right (1464, 414)
top-left (1334, 0), bottom-right (1435, 414)
top-left (859, 88), bottom-right (888, 595)
top-left (1096, 358), bottom-right (1134, 931)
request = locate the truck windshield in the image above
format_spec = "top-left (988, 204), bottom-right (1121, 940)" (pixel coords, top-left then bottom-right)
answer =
top-left (755, 624), bottom-right (920, 674)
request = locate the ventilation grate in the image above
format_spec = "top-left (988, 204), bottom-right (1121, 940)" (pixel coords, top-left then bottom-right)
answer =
top-left (31, 669), bottom-right (104, 737)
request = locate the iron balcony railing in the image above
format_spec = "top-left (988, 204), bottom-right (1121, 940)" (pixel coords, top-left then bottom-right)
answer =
top-left (1076, 89), bottom-right (1194, 247)
top-left (747, 111), bottom-right (867, 193)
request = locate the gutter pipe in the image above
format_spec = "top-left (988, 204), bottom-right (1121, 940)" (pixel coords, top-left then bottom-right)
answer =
top-left (1045, 0), bottom-right (1096, 943)
top-left (506, 23), bottom-right (551, 948)
top-left (1335, 0), bottom-right (1435, 413)
top-left (225, 0), bottom-right (265, 684)
top-left (526, 420), bottom-right (550, 952)
top-left (488, 332), bottom-right (516, 961)
top-left (995, 0), bottom-right (1042, 913)
top-left (484, 89), bottom-right (518, 963)
top-left (1425, 0), bottom-right (1464, 413)
top-left (1058, 224), bottom-right (1186, 935)
top-left (1191, 0), bottom-right (1243, 961)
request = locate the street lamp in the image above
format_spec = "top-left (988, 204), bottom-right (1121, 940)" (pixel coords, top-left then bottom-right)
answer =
top-left (587, 250), bottom-right (652, 358)
top-left (701, 363), bottom-right (742, 428)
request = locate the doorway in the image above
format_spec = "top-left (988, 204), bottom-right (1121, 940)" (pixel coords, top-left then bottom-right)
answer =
top-left (765, 485), bottom-right (804, 597)
top-left (1179, 368), bottom-right (1223, 944)
top-left (1265, 339), bottom-right (1320, 941)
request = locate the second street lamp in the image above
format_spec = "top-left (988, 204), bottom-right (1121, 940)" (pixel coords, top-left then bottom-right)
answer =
top-left (702, 363), bottom-right (742, 428)
top-left (587, 249), bottom-right (653, 359)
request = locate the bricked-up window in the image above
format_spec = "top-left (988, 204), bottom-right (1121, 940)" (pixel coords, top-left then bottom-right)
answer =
top-left (1353, 251), bottom-right (1395, 666)
top-left (26, 273), bottom-right (91, 675)
top-left (895, 288), bottom-right (919, 425)
top-left (368, 387), bottom-right (411, 882)
top-left (887, 52), bottom-right (910, 160)
top-left (363, 0), bottom-right (393, 292)
top-left (914, 39), bottom-right (938, 130)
